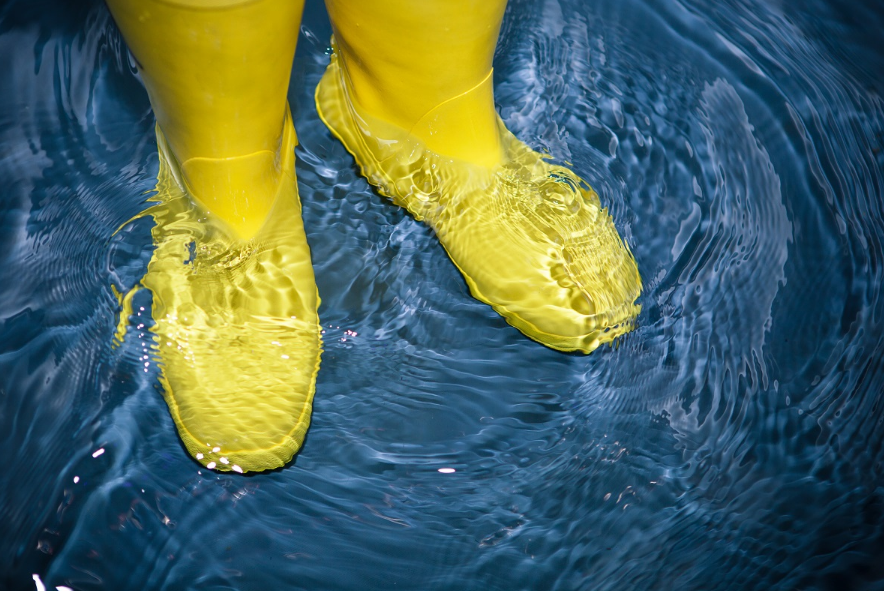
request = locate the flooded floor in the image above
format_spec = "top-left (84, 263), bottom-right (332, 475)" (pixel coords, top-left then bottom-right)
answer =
top-left (1, 0), bottom-right (883, 589)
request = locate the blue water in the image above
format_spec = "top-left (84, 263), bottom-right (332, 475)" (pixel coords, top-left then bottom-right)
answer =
top-left (2, 0), bottom-right (883, 589)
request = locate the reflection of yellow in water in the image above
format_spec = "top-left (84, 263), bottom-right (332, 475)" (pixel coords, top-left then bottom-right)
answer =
top-left (317, 47), bottom-right (641, 353)
top-left (128, 108), bottom-right (321, 473)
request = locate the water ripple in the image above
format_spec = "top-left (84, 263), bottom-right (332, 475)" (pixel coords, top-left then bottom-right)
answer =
top-left (1, 0), bottom-right (883, 589)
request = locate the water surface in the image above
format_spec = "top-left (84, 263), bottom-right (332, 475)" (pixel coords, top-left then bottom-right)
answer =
top-left (1, 0), bottom-right (883, 589)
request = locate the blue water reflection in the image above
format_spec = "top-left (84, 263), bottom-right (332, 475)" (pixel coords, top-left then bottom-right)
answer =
top-left (1, 0), bottom-right (883, 589)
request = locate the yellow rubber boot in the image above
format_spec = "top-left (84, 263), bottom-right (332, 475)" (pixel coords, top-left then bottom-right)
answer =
top-left (107, 0), bottom-right (303, 239)
top-left (317, 0), bottom-right (642, 353)
top-left (107, 0), bottom-right (321, 472)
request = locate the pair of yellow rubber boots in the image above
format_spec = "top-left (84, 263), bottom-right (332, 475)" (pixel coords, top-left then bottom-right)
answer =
top-left (107, 0), bottom-right (642, 472)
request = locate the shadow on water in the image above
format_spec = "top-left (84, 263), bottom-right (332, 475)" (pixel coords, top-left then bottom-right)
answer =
top-left (1, 0), bottom-right (883, 589)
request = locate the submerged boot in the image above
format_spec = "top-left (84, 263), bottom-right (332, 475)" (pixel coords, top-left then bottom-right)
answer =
top-left (317, 0), bottom-right (641, 353)
top-left (107, 0), bottom-right (321, 472)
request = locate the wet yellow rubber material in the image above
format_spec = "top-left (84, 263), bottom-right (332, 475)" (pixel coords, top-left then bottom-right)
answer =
top-left (106, 0), bottom-right (319, 471)
top-left (316, 43), bottom-right (641, 353)
top-left (141, 107), bottom-right (321, 473)
top-left (105, 0), bottom-right (305, 240)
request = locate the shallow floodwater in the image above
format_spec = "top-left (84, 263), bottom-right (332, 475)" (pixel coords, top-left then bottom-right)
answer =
top-left (1, 0), bottom-right (883, 589)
